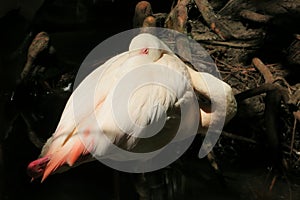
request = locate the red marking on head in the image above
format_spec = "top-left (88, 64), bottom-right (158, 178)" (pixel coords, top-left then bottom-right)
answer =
top-left (140, 48), bottom-right (149, 54)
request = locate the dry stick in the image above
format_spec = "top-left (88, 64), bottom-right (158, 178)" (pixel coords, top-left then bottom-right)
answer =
top-left (254, 59), bottom-right (293, 98)
top-left (165, 0), bottom-right (190, 33)
top-left (171, 0), bottom-right (178, 9)
top-left (166, 1), bottom-right (193, 65)
top-left (140, 16), bottom-right (157, 34)
top-left (252, 57), bottom-right (275, 83)
top-left (194, 0), bottom-right (216, 24)
top-left (201, 40), bottom-right (260, 48)
top-left (262, 169), bottom-right (272, 197)
top-left (142, 16), bottom-right (156, 27)
top-left (235, 83), bottom-right (280, 102)
top-left (252, 58), bottom-right (293, 171)
top-left (283, 144), bottom-right (300, 156)
top-left (218, 0), bottom-right (243, 16)
top-left (213, 56), bottom-right (235, 69)
top-left (234, 67), bottom-right (286, 170)
top-left (269, 175), bottom-right (277, 191)
top-left (194, 0), bottom-right (231, 40)
top-left (252, 58), bottom-right (297, 159)
top-left (257, 62), bottom-right (279, 167)
top-left (133, 1), bottom-right (153, 28)
top-left (293, 110), bottom-right (300, 122)
top-left (273, 77), bottom-right (294, 94)
top-left (240, 10), bottom-right (273, 23)
top-left (20, 32), bottom-right (50, 81)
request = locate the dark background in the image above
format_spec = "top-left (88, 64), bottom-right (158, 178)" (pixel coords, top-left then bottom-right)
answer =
top-left (0, 1), bottom-right (300, 200)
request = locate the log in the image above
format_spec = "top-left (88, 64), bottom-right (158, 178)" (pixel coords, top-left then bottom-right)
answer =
top-left (165, 0), bottom-right (190, 33)
top-left (20, 32), bottom-right (50, 81)
top-left (194, 0), bottom-right (231, 40)
top-left (140, 16), bottom-right (157, 34)
top-left (133, 1), bottom-right (153, 28)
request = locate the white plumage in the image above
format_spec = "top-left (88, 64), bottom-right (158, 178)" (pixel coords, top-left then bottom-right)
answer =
top-left (27, 33), bottom-right (237, 182)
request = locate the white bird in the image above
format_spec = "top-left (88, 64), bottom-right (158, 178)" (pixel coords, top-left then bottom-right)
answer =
top-left (27, 33), bottom-right (237, 182)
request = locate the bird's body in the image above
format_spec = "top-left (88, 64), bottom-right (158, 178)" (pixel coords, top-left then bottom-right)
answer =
top-left (27, 33), bottom-right (237, 182)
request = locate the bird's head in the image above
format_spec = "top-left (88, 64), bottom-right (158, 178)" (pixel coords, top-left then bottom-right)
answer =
top-left (129, 33), bottom-right (172, 61)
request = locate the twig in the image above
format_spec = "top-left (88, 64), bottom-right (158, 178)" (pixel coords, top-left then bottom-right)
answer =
top-left (222, 73), bottom-right (232, 82)
top-left (283, 144), bottom-right (300, 156)
top-left (194, 0), bottom-right (229, 40)
top-left (252, 58), bottom-right (274, 83)
top-left (251, 58), bottom-right (291, 103)
top-left (273, 77), bottom-right (294, 94)
top-left (235, 83), bottom-right (279, 102)
top-left (240, 10), bottom-right (273, 23)
top-left (268, 175), bottom-right (277, 191)
top-left (294, 111), bottom-right (300, 122)
top-left (201, 40), bottom-right (261, 48)
top-left (194, 0), bottom-right (217, 25)
top-left (140, 16), bottom-right (157, 34)
top-left (133, 1), bottom-right (153, 28)
top-left (262, 168), bottom-right (272, 197)
top-left (218, 0), bottom-right (243, 16)
top-left (213, 56), bottom-right (235, 69)
top-left (165, 0), bottom-right (190, 33)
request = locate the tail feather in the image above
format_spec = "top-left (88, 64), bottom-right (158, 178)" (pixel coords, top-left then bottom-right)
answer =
top-left (67, 139), bottom-right (86, 166)
top-left (42, 153), bottom-right (67, 182)
top-left (41, 137), bottom-right (88, 182)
